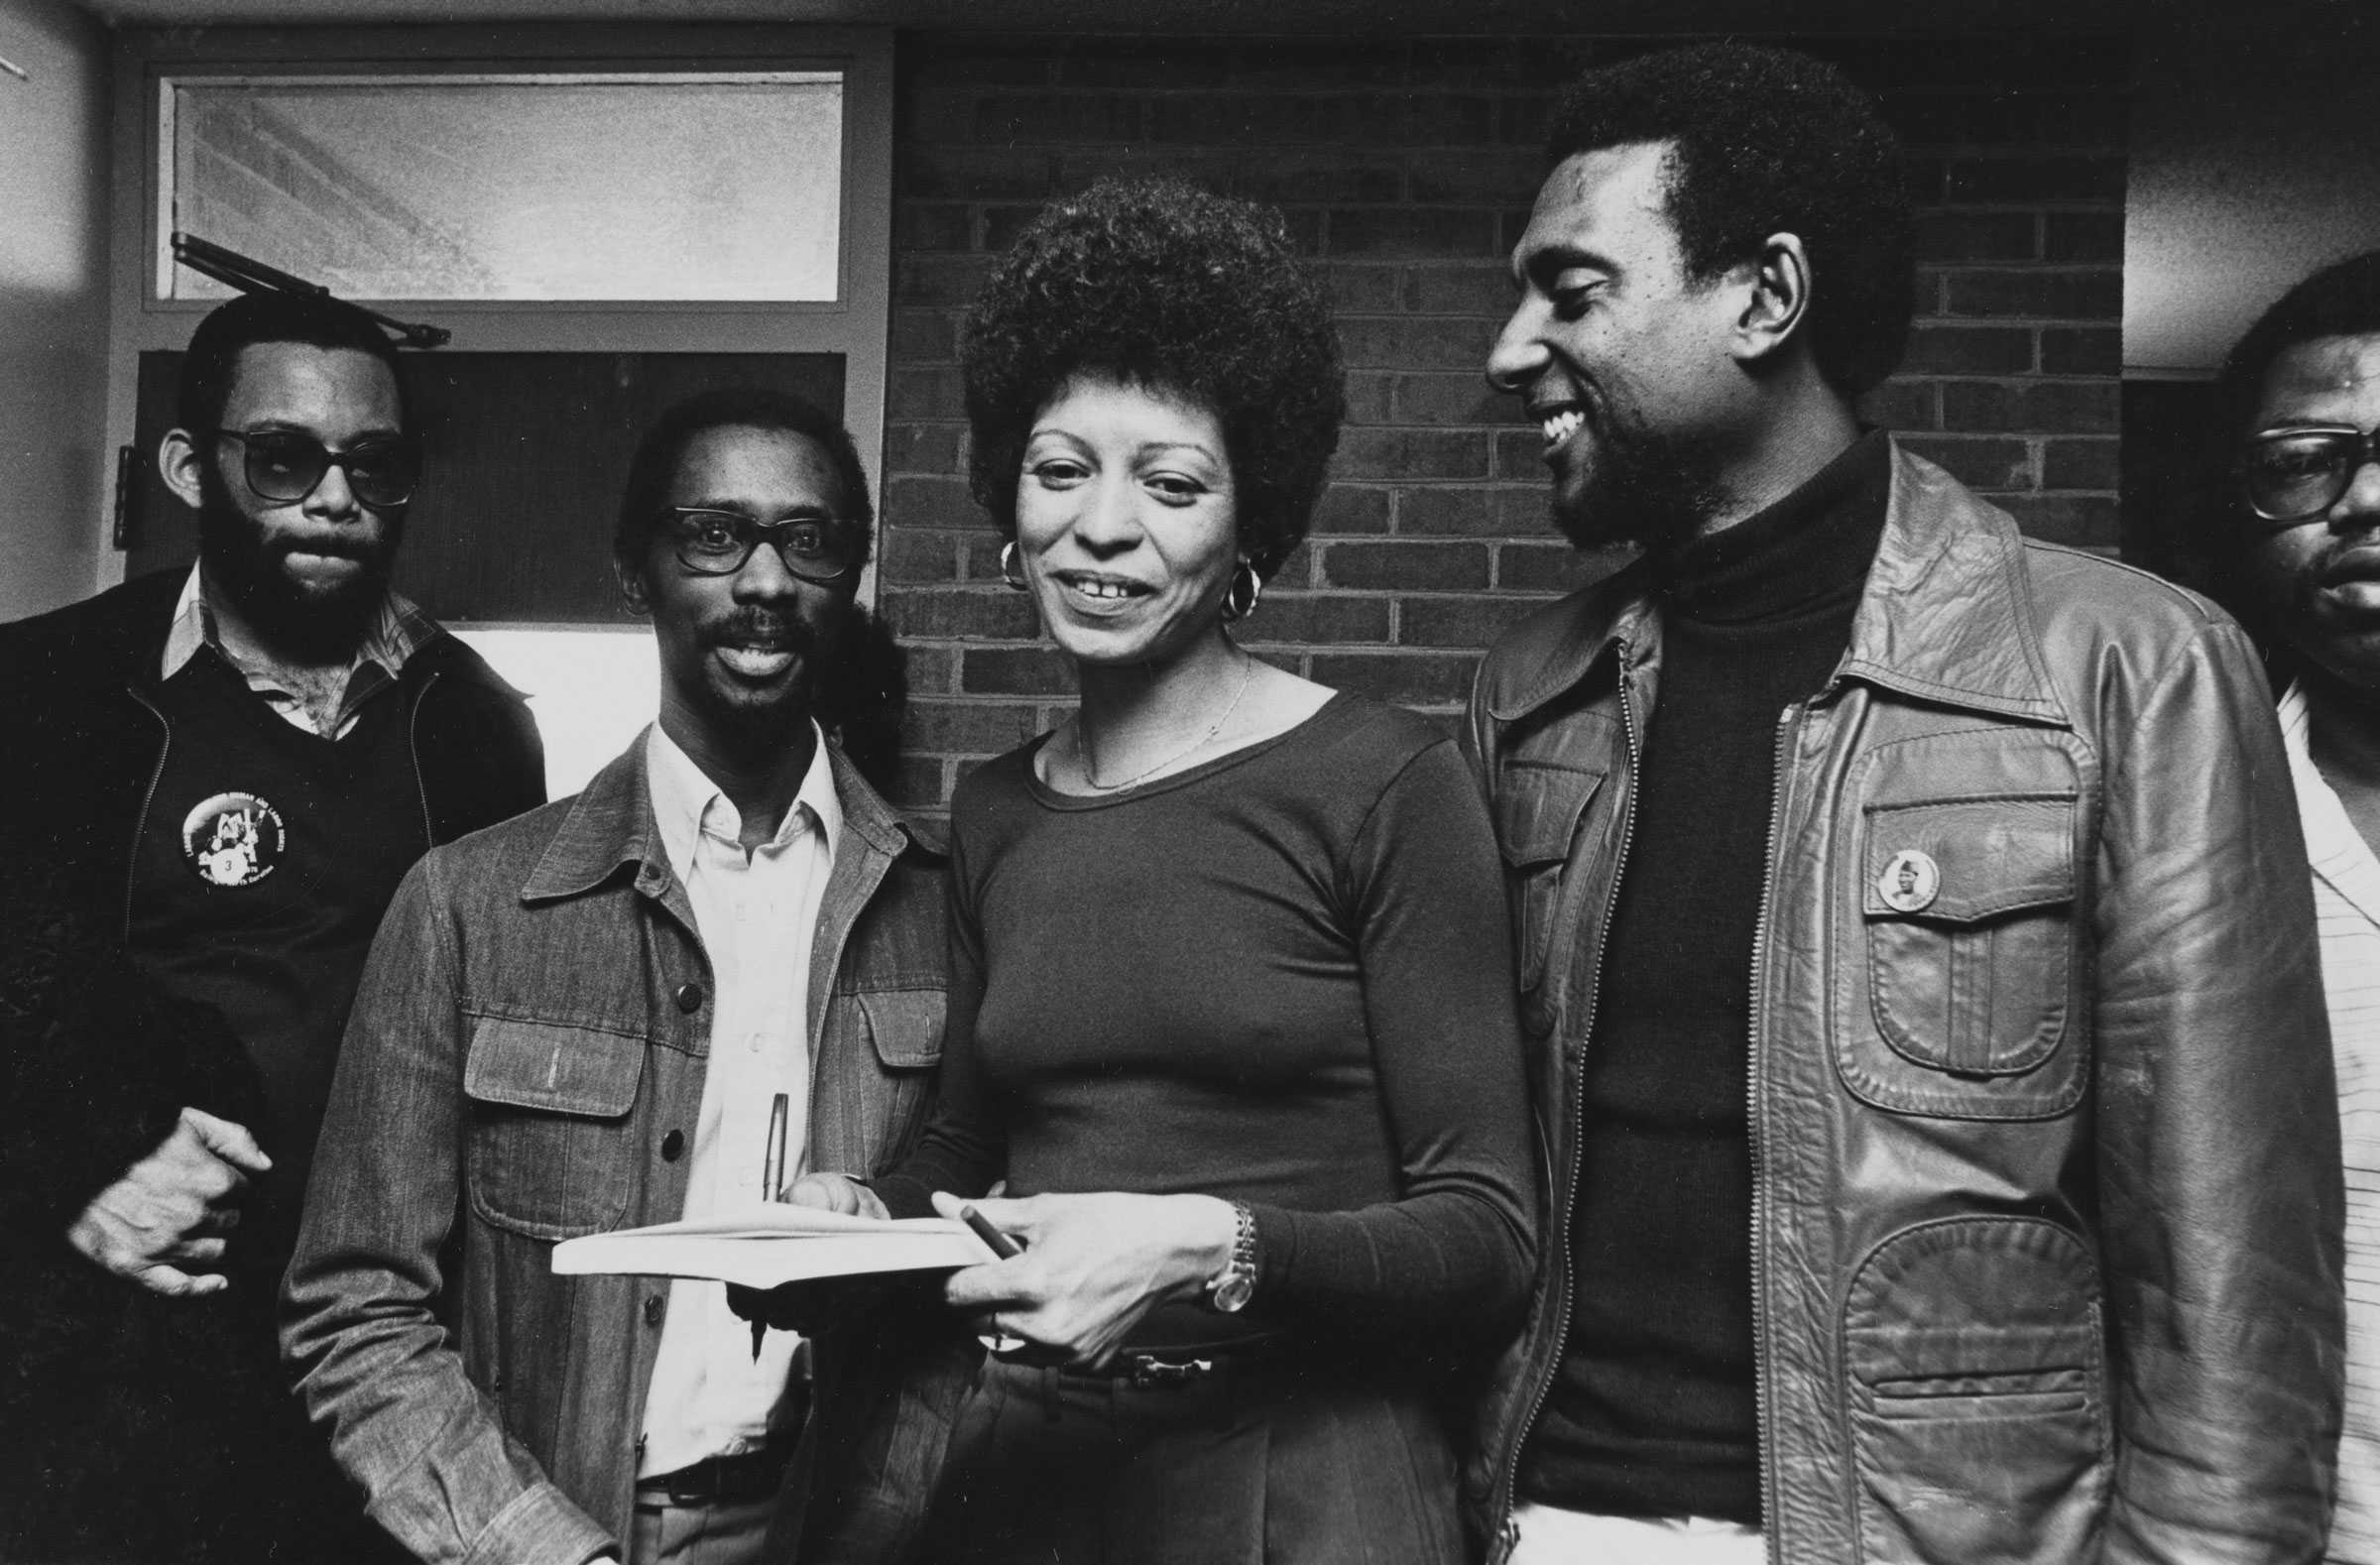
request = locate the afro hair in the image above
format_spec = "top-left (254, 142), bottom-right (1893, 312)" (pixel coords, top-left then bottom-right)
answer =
top-left (960, 178), bottom-right (1346, 580)
top-left (1547, 42), bottom-right (1916, 399)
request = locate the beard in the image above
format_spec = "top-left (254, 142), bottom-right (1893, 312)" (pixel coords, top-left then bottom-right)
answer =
top-left (195, 468), bottom-right (401, 664)
top-left (1550, 386), bottom-right (1730, 557)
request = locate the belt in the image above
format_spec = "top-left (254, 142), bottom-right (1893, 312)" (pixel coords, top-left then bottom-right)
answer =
top-left (637, 1435), bottom-right (798, 1506)
top-left (993, 1337), bottom-right (1289, 1388)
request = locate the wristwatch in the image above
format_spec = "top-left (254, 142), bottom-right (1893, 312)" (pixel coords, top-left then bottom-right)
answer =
top-left (1206, 1201), bottom-right (1258, 1313)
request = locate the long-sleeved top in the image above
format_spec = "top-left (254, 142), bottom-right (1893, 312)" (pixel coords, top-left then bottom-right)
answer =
top-left (876, 692), bottom-right (1537, 1356)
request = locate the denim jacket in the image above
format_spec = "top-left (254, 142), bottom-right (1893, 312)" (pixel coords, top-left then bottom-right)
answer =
top-left (284, 733), bottom-right (955, 1565)
top-left (1462, 446), bottom-right (2343, 1563)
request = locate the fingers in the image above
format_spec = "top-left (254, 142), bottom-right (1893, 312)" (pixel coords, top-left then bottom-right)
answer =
top-left (132, 1264), bottom-right (230, 1299)
top-left (66, 1207), bottom-right (231, 1295)
top-left (939, 1191), bottom-right (1036, 1232)
top-left (781, 1172), bottom-right (888, 1220)
top-left (178, 1107), bottom-right (273, 1175)
top-left (785, 1173), bottom-right (864, 1214)
top-left (144, 1132), bottom-right (249, 1207)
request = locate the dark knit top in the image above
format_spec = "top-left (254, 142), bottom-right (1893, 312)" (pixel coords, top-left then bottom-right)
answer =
top-left (1518, 431), bottom-right (1891, 1522)
top-left (876, 693), bottom-right (1537, 1357)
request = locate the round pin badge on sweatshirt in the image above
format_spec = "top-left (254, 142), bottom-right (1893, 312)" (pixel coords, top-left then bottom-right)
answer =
top-left (181, 791), bottom-right (287, 888)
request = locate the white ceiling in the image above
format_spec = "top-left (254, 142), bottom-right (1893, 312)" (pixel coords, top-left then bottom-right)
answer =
top-left (75, 0), bottom-right (2149, 34)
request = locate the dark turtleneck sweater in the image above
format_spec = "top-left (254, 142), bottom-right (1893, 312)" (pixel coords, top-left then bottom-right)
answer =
top-left (1518, 430), bottom-right (1893, 1524)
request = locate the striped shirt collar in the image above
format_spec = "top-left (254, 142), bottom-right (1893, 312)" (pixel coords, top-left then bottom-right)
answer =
top-left (161, 561), bottom-right (435, 682)
top-left (159, 562), bottom-right (440, 738)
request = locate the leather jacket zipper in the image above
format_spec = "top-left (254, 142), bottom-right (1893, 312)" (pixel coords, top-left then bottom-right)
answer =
top-left (409, 671), bottom-right (438, 846)
top-left (122, 685), bottom-right (172, 941)
top-left (1745, 702), bottom-right (1803, 1564)
top-left (1494, 642), bottom-right (1647, 1560)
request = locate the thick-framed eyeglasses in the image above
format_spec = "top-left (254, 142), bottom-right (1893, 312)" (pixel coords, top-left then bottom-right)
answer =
top-left (2237, 424), bottom-right (2380, 528)
top-left (655, 507), bottom-right (863, 584)
top-left (209, 428), bottom-right (422, 511)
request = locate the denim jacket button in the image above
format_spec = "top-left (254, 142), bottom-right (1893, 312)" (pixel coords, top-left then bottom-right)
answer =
top-left (660, 1129), bottom-right (685, 1161)
top-left (674, 982), bottom-right (705, 1014)
top-left (644, 1295), bottom-right (665, 1327)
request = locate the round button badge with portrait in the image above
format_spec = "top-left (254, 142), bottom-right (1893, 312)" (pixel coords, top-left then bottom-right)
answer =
top-left (181, 791), bottom-right (287, 889)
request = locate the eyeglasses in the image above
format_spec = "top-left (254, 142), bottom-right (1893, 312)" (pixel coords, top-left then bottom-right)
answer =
top-left (2237, 424), bottom-right (2380, 528)
top-left (655, 507), bottom-right (864, 584)
top-left (210, 428), bottom-right (421, 510)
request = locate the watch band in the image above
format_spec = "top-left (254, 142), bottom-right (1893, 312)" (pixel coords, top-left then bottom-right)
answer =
top-left (1206, 1201), bottom-right (1258, 1314)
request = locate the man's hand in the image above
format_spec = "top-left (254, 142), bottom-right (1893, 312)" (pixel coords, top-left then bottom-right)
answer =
top-left (726, 1172), bottom-right (893, 1332)
top-left (778, 1170), bottom-right (890, 1217)
top-left (66, 1107), bottom-right (272, 1297)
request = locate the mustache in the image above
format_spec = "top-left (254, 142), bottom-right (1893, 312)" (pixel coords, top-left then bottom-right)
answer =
top-left (702, 609), bottom-right (820, 651)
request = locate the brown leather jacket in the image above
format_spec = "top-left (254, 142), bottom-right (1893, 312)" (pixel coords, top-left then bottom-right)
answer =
top-left (1461, 445), bottom-right (2344, 1565)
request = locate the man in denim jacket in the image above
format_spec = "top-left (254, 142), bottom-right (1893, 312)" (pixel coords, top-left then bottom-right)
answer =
top-left (285, 390), bottom-right (960, 1565)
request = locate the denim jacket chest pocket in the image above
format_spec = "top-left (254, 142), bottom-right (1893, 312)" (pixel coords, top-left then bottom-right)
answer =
top-left (1833, 727), bottom-right (2096, 1122)
top-left (816, 985), bottom-right (945, 1176)
top-left (463, 1015), bottom-right (646, 1239)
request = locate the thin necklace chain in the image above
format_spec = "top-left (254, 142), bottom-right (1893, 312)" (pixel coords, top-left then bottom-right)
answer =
top-left (1081, 657), bottom-right (1258, 793)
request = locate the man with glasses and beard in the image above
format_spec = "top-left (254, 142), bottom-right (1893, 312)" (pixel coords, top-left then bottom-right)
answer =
top-left (283, 388), bottom-right (954, 1565)
top-left (0, 290), bottom-right (543, 1561)
top-left (1461, 43), bottom-right (2344, 1565)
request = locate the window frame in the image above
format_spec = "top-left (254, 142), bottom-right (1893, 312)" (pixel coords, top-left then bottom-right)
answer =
top-left (99, 23), bottom-right (895, 602)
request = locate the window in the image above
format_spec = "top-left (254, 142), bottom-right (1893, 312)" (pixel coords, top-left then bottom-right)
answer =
top-left (162, 73), bottom-right (845, 303)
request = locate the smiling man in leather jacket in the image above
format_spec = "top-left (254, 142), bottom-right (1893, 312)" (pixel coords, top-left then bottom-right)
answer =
top-left (1461, 43), bottom-right (2344, 1565)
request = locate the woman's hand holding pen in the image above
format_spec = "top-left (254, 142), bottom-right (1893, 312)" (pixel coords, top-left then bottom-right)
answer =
top-left (931, 1190), bottom-right (1240, 1371)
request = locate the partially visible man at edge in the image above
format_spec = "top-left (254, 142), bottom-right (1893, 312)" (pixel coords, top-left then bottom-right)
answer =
top-left (284, 387), bottom-right (960, 1565)
top-left (0, 290), bottom-right (544, 1561)
top-left (1462, 42), bottom-right (2342, 1565)
top-left (2218, 250), bottom-right (2380, 1565)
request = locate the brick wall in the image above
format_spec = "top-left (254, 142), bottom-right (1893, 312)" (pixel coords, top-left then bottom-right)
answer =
top-left (878, 33), bottom-right (2129, 810)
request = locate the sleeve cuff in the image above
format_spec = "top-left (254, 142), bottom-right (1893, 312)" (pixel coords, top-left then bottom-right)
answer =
top-left (457, 1481), bottom-right (615, 1565)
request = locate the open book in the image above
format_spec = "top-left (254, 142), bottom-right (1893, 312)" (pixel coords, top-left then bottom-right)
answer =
top-left (551, 1203), bottom-right (1000, 1288)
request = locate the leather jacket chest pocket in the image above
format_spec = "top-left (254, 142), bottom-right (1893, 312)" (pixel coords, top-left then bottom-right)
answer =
top-left (463, 1016), bottom-right (645, 1239)
top-left (1837, 733), bottom-right (2090, 1121)
top-left (1865, 795), bottom-right (2075, 1076)
top-left (1495, 762), bottom-right (1603, 998)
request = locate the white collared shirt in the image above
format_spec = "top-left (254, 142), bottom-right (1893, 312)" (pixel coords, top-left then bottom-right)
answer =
top-left (636, 720), bottom-right (841, 1479)
top-left (2278, 680), bottom-right (2380, 1563)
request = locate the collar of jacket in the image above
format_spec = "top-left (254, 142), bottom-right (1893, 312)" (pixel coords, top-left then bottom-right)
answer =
top-left (516, 726), bottom-right (939, 905)
top-left (1485, 440), bottom-right (2075, 731)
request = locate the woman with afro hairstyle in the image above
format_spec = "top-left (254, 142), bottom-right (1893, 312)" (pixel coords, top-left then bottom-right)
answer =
top-left (782, 178), bottom-right (1538, 1563)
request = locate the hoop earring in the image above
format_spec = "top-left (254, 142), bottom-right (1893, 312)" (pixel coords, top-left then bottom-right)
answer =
top-left (1219, 559), bottom-right (1262, 623)
top-left (999, 540), bottom-right (1028, 592)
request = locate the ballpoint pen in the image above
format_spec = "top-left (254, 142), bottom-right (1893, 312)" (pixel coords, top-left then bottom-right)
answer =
top-left (754, 1092), bottom-right (789, 1361)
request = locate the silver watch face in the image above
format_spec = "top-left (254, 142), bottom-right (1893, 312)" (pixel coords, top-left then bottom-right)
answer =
top-left (1211, 1273), bottom-right (1254, 1313)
